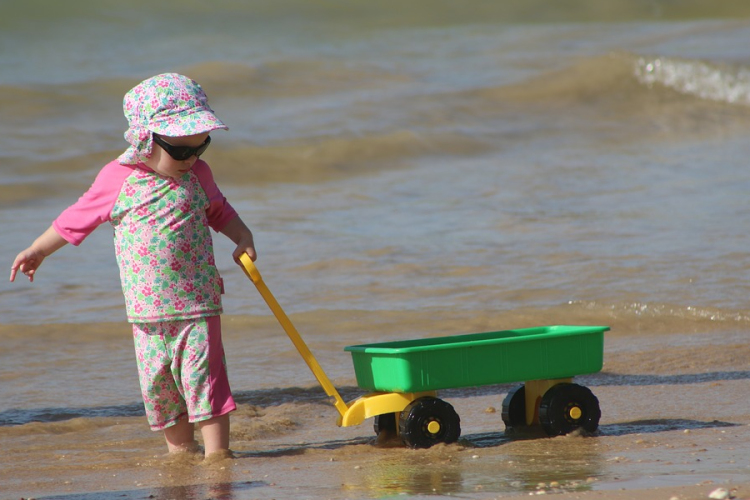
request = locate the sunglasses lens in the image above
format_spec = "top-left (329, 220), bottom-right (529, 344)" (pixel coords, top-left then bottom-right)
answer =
top-left (171, 148), bottom-right (193, 161)
top-left (194, 136), bottom-right (211, 157)
top-left (154, 134), bottom-right (211, 160)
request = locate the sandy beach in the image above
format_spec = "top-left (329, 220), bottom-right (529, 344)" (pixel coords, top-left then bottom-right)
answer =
top-left (2, 311), bottom-right (749, 499)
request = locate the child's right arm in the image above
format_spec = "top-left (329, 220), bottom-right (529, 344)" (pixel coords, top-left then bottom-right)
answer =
top-left (10, 161), bottom-right (131, 283)
top-left (10, 226), bottom-right (69, 282)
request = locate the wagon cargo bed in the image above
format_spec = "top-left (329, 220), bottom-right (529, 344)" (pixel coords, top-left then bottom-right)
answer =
top-left (345, 325), bottom-right (608, 393)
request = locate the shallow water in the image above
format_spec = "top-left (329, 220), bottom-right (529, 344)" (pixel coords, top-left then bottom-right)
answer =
top-left (2, 1), bottom-right (750, 498)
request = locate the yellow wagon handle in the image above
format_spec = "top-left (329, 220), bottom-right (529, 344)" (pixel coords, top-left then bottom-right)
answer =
top-left (239, 253), bottom-right (349, 418)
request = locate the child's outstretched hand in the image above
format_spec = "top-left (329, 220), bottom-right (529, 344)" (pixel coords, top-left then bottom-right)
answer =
top-left (9, 226), bottom-right (69, 282)
top-left (10, 248), bottom-right (45, 282)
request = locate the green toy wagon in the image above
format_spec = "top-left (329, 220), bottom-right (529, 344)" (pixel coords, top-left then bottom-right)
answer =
top-left (241, 255), bottom-right (608, 449)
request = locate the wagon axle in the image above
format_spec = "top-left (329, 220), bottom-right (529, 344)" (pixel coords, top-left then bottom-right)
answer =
top-left (365, 379), bottom-right (600, 448)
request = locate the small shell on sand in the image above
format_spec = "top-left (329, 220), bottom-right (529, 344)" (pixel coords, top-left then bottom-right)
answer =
top-left (708, 487), bottom-right (730, 500)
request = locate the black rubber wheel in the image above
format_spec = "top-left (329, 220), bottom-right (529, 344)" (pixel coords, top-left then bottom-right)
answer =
top-left (539, 383), bottom-right (600, 436)
top-left (501, 385), bottom-right (527, 430)
top-left (398, 397), bottom-right (461, 449)
top-left (374, 412), bottom-right (398, 435)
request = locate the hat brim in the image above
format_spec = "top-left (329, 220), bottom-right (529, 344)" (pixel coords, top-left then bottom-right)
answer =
top-left (148, 108), bottom-right (228, 137)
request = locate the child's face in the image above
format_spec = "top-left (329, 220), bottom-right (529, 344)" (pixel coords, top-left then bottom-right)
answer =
top-left (146, 132), bottom-right (211, 179)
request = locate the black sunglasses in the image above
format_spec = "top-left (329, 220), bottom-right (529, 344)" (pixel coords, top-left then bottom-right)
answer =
top-left (152, 133), bottom-right (211, 161)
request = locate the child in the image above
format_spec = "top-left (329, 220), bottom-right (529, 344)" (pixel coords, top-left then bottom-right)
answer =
top-left (9, 73), bottom-right (256, 459)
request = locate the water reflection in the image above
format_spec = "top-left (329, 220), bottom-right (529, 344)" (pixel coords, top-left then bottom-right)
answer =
top-left (146, 481), bottom-right (264, 500)
top-left (39, 480), bottom-right (267, 500)
top-left (356, 447), bottom-right (465, 497)
top-left (500, 435), bottom-right (604, 493)
top-left (340, 429), bottom-right (605, 497)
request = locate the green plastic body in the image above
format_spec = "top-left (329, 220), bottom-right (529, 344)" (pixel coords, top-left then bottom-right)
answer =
top-left (344, 325), bottom-right (608, 393)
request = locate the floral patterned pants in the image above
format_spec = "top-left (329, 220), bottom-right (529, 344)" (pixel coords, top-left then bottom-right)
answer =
top-left (132, 316), bottom-right (236, 430)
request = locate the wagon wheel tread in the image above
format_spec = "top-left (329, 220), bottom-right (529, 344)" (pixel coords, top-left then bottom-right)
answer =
top-left (398, 397), bottom-right (461, 449)
top-left (539, 383), bottom-right (600, 436)
top-left (501, 384), bottom-right (527, 430)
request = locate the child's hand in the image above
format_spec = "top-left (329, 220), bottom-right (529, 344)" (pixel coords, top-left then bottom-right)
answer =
top-left (10, 249), bottom-right (45, 282)
top-left (220, 217), bottom-right (257, 265)
top-left (232, 235), bottom-right (257, 265)
top-left (9, 226), bottom-right (68, 282)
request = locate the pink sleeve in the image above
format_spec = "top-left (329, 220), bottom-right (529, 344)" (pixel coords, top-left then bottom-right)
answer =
top-left (193, 160), bottom-right (239, 232)
top-left (52, 161), bottom-right (133, 246)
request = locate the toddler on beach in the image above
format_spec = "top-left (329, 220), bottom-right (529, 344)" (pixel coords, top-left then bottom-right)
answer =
top-left (10, 73), bottom-right (256, 459)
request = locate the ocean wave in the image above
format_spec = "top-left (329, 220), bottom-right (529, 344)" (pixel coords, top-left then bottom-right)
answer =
top-left (634, 56), bottom-right (750, 105)
top-left (473, 51), bottom-right (750, 109)
top-left (183, 59), bottom-right (412, 99)
top-left (568, 299), bottom-right (750, 325)
top-left (208, 129), bottom-right (493, 183)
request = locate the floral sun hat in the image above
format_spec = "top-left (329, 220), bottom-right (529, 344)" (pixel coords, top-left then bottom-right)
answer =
top-left (118, 73), bottom-right (228, 165)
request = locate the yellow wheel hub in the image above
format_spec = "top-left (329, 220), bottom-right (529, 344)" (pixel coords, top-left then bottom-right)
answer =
top-left (427, 420), bottom-right (441, 434)
top-left (568, 406), bottom-right (582, 420)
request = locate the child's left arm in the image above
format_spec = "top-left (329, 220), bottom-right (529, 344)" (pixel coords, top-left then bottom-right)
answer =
top-left (220, 216), bottom-right (257, 264)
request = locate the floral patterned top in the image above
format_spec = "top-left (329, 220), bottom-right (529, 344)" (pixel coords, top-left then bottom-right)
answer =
top-left (53, 160), bottom-right (238, 323)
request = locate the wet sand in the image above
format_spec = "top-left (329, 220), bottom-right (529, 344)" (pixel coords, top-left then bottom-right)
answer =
top-left (2, 311), bottom-right (749, 499)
